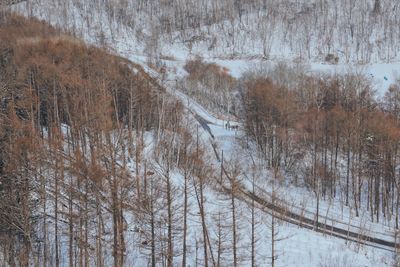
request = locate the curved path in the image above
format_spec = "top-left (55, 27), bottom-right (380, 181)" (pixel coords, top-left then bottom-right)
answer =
top-left (136, 60), bottom-right (399, 253)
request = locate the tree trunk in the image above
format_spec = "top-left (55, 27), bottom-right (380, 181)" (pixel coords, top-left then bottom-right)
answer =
top-left (251, 172), bottom-right (256, 267)
top-left (182, 167), bottom-right (188, 267)
top-left (231, 175), bottom-right (237, 267)
top-left (166, 168), bottom-right (173, 267)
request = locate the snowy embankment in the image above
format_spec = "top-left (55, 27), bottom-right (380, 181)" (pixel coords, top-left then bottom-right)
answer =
top-left (113, 23), bottom-right (398, 267)
top-left (133, 54), bottom-right (398, 256)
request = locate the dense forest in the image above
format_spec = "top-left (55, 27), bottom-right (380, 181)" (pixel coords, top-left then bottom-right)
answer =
top-left (1, 0), bottom-right (400, 266)
top-left (179, 57), bottom-right (400, 228)
top-left (243, 68), bottom-right (400, 224)
top-left (12, 0), bottom-right (400, 62)
top-left (0, 14), bottom-right (186, 266)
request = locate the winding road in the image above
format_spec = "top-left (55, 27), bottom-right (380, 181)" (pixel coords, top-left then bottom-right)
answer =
top-left (134, 59), bottom-right (399, 253)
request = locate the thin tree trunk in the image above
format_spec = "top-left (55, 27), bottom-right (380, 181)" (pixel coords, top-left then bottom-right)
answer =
top-left (54, 161), bottom-right (60, 267)
top-left (271, 190), bottom-right (275, 267)
top-left (182, 167), bottom-right (188, 267)
top-left (231, 175), bottom-right (237, 267)
top-left (346, 142), bottom-right (350, 206)
top-left (199, 179), bottom-right (208, 267)
top-left (217, 213), bottom-right (222, 267)
top-left (251, 172), bottom-right (256, 267)
top-left (166, 168), bottom-right (173, 267)
top-left (151, 177), bottom-right (156, 267)
top-left (96, 194), bottom-right (104, 267)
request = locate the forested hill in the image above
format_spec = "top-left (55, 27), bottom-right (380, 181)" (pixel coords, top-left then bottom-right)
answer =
top-left (0, 13), bottom-right (182, 266)
top-left (1, 1), bottom-right (400, 265)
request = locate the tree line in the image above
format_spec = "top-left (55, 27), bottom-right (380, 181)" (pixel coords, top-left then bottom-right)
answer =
top-left (0, 14), bottom-right (282, 267)
top-left (0, 13), bottom-right (184, 266)
top-left (15, 0), bottom-right (400, 63)
top-left (243, 64), bottom-right (400, 227)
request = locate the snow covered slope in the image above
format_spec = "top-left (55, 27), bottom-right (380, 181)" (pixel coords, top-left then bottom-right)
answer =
top-left (8, 1), bottom-right (399, 266)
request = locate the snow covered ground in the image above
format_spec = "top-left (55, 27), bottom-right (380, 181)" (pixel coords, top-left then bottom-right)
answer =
top-left (10, 1), bottom-right (400, 265)
top-left (11, 0), bottom-right (400, 97)
top-left (180, 102), bottom-right (396, 267)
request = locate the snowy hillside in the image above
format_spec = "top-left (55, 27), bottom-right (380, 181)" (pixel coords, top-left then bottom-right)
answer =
top-left (11, 0), bottom-right (400, 94)
top-left (0, 0), bottom-right (399, 266)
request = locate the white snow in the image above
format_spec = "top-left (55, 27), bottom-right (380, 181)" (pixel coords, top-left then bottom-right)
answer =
top-left (9, 1), bottom-right (400, 265)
